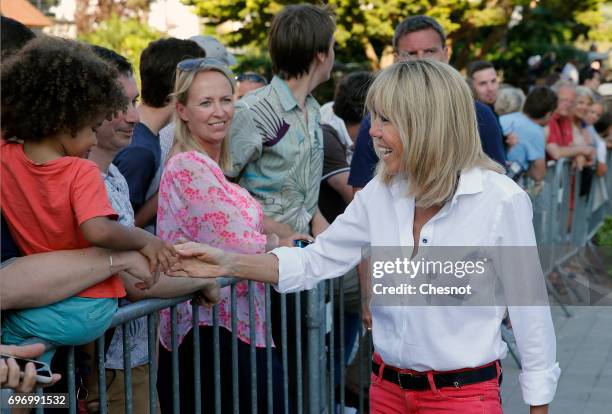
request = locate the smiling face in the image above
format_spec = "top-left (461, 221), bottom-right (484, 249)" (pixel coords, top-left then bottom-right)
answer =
top-left (555, 85), bottom-right (576, 118)
top-left (585, 102), bottom-right (604, 126)
top-left (573, 94), bottom-right (593, 121)
top-left (176, 70), bottom-right (234, 155)
top-left (369, 113), bottom-right (404, 175)
top-left (61, 117), bottom-right (104, 158)
top-left (95, 74), bottom-right (140, 153)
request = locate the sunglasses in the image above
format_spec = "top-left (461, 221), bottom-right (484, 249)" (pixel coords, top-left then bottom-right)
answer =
top-left (177, 57), bottom-right (227, 71)
top-left (236, 73), bottom-right (268, 85)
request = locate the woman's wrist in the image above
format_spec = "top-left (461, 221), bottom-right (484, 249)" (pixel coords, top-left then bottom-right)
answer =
top-left (111, 250), bottom-right (138, 273)
top-left (530, 404), bottom-right (548, 414)
top-left (265, 234), bottom-right (280, 252)
top-left (224, 252), bottom-right (239, 277)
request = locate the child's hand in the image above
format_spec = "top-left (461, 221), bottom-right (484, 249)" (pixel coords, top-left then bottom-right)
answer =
top-left (140, 236), bottom-right (178, 273)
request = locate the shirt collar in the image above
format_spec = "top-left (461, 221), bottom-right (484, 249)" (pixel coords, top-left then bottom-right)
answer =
top-left (271, 76), bottom-right (299, 112)
top-left (454, 167), bottom-right (483, 199)
top-left (389, 167), bottom-right (484, 202)
top-left (270, 75), bottom-right (319, 113)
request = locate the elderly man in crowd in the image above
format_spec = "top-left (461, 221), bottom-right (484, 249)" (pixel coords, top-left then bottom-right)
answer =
top-left (546, 80), bottom-right (595, 167)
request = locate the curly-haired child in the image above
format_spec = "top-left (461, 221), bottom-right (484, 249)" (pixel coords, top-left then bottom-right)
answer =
top-left (0, 37), bottom-right (177, 363)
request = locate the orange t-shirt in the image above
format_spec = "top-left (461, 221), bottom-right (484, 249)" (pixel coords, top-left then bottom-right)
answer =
top-left (0, 141), bottom-right (125, 298)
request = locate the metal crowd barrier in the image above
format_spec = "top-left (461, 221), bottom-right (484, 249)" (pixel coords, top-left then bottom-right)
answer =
top-left (34, 156), bottom-right (611, 414)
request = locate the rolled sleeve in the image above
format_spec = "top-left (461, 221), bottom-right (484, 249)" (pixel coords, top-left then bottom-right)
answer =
top-left (271, 246), bottom-right (308, 293)
top-left (495, 189), bottom-right (561, 405)
top-left (518, 343), bottom-right (561, 405)
top-left (270, 184), bottom-right (373, 293)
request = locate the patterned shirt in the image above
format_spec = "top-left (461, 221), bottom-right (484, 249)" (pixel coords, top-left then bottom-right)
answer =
top-left (227, 76), bottom-right (324, 233)
top-left (102, 163), bottom-right (148, 369)
top-left (157, 151), bottom-right (270, 349)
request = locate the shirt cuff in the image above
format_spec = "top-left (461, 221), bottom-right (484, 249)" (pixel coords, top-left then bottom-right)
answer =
top-left (270, 246), bottom-right (305, 293)
top-left (519, 362), bottom-right (561, 406)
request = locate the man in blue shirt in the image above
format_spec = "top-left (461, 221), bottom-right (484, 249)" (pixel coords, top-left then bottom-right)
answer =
top-left (113, 38), bottom-right (204, 232)
top-left (348, 15), bottom-right (506, 190)
top-left (500, 87), bottom-right (558, 182)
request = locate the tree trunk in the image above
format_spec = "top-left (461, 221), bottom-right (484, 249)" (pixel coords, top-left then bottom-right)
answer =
top-left (362, 38), bottom-right (380, 70)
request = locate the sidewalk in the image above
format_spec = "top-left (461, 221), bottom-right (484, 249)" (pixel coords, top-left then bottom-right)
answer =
top-left (501, 306), bottom-right (612, 413)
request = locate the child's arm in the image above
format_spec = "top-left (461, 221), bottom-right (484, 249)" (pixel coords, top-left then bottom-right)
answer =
top-left (80, 216), bottom-right (176, 272)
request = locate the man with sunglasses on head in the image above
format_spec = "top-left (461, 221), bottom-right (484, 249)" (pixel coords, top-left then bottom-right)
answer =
top-left (113, 38), bottom-right (205, 234)
top-left (236, 72), bottom-right (268, 100)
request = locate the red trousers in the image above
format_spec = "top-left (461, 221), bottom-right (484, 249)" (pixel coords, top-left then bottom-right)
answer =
top-left (370, 356), bottom-right (503, 414)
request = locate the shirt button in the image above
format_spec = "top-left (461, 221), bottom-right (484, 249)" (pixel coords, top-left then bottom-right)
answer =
top-left (422, 238), bottom-right (428, 244)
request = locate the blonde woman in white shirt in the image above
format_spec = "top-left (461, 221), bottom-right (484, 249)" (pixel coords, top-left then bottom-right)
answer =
top-left (168, 60), bottom-right (560, 414)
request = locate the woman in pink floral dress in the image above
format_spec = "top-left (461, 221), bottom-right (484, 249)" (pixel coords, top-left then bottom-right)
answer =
top-left (156, 59), bottom-right (304, 413)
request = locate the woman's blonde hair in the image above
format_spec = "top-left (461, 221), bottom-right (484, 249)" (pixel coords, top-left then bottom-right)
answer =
top-left (575, 85), bottom-right (595, 104)
top-left (365, 59), bottom-right (504, 208)
top-left (494, 87), bottom-right (525, 116)
top-left (171, 60), bottom-right (235, 170)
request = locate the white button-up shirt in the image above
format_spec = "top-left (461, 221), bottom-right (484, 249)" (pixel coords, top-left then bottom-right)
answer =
top-left (273, 167), bottom-right (560, 406)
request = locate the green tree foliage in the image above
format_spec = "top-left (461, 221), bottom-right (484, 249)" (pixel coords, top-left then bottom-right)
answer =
top-left (79, 14), bottom-right (162, 80)
top-left (186, 0), bottom-right (609, 87)
top-left (595, 216), bottom-right (612, 246)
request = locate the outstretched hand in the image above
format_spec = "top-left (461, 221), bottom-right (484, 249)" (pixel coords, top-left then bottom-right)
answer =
top-left (167, 242), bottom-right (229, 279)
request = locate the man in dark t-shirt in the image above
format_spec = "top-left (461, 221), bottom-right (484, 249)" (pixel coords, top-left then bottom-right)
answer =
top-left (319, 72), bottom-right (373, 222)
top-left (319, 125), bottom-right (352, 222)
top-left (113, 38), bottom-right (205, 232)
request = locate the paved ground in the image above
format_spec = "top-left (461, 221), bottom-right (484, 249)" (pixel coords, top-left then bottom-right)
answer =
top-left (501, 306), bottom-right (612, 413)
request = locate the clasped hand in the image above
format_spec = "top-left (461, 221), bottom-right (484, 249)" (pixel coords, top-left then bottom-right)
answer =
top-left (167, 242), bottom-right (229, 279)
top-left (168, 233), bottom-right (312, 279)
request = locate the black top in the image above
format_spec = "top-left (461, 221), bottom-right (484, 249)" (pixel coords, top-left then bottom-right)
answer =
top-left (318, 124), bottom-right (351, 223)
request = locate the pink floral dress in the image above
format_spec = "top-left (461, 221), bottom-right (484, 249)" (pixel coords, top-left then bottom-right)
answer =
top-left (158, 151), bottom-right (269, 350)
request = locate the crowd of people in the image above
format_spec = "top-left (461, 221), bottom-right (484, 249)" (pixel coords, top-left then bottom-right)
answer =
top-left (1, 3), bottom-right (611, 413)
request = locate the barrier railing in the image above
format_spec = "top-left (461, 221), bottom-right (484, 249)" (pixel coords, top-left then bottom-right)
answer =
top-left (29, 156), bottom-right (612, 414)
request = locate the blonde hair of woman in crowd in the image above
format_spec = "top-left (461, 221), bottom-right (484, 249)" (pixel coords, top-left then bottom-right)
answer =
top-left (169, 59), bottom-right (560, 414)
top-left (170, 59), bottom-right (235, 171)
top-left (494, 87), bottom-right (526, 116)
top-left (575, 86), bottom-right (595, 105)
top-left (369, 60), bottom-right (504, 207)
top-left (572, 86), bottom-right (596, 149)
top-left (159, 57), bottom-right (306, 412)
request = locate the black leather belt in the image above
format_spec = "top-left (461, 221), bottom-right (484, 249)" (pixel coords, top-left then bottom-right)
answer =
top-left (372, 361), bottom-right (499, 391)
